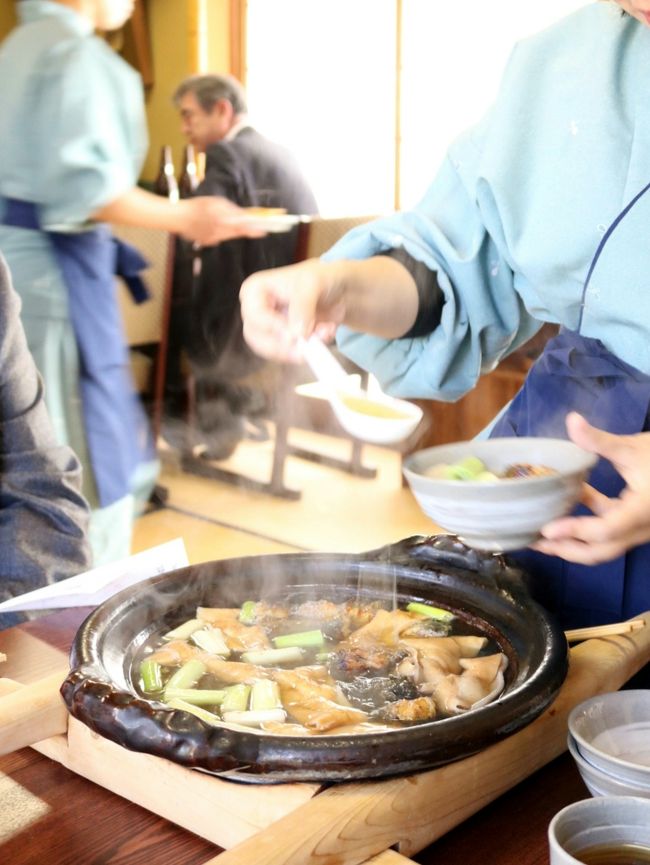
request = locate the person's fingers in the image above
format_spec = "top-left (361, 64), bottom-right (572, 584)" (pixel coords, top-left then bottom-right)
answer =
top-left (579, 483), bottom-right (616, 515)
top-left (241, 320), bottom-right (302, 362)
top-left (534, 494), bottom-right (650, 563)
top-left (531, 535), bottom-right (627, 565)
top-left (565, 412), bottom-right (636, 470)
top-left (286, 280), bottom-right (322, 339)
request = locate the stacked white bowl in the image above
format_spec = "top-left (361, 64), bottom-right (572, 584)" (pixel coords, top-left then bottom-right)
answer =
top-left (567, 690), bottom-right (650, 798)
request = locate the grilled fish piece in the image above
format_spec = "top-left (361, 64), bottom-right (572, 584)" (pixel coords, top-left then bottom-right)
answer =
top-left (269, 599), bottom-right (381, 642)
top-left (374, 695), bottom-right (437, 723)
top-left (328, 643), bottom-right (407, 681)
top-left (338, 675), bottom-right (419, 712)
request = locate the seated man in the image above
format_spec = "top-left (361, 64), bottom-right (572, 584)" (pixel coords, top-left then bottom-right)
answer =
top-left (170, 73), bottom-right (319, 458)
top-left (0, 254), bottom-right (90, 629)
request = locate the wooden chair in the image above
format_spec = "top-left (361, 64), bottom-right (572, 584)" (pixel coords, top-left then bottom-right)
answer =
top-left (114, 223), bottom-right (175, 442)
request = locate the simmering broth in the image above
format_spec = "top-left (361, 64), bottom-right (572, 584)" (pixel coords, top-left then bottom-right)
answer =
top-left (133, 596), bottom-right (507, 735)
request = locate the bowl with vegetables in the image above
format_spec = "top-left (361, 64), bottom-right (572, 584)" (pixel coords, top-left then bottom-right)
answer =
top-left (403, 437), bottom-right (597, 552)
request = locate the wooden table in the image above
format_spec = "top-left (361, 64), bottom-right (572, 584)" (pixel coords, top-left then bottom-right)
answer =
top-left (0, 609), bottom-right (644, 865)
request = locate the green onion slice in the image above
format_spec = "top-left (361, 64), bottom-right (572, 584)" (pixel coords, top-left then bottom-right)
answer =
top-left (406, 602), bottom-right (455, 622)
top-left (272, 629), bottom-right (324, 649)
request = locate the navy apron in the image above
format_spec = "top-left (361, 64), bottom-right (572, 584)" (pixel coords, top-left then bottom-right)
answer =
top-left (1, 198), bottom-right (154, 508)
top-left (489, 183), bottom-right (650, 629)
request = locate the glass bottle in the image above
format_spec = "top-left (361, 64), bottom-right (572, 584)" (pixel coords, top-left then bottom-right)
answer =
top-left (154, 145), bottom-right (179, 202)
top-left (178, 144), bottom-right (199, 198)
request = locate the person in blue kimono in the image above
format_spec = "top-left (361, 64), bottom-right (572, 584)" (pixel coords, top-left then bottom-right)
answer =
top-left (240, 0), bottom-right (650, 629)
top-left (0, 0), bottom-right (263, 565)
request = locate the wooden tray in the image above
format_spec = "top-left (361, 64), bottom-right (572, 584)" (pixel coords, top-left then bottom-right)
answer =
top-left (1, 614), bottom-right (649, 865)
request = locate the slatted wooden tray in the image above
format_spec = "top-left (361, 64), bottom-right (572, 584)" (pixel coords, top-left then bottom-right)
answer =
top-left (1, 614), bottom-right (649, 865)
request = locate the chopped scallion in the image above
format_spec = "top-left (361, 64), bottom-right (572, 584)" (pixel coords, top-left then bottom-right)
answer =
top-left (239, 601), bottom-right (257, 624)
top-left (166, 698), bottom-right (222, 726)
top-left (140, 658), bottom-right (163, 693)
top-left (190, 626), bottom-right (230, 656)
top-left (221, 708), bottom-right (287, 727)
top-left (241, 646), bottom-right (304, 666)
top-left (250, 679), bottom-right (282, 711)
top-left (406, 602), bottom-right (455, 622)
top-left (162, 618), bottom-right (203, 641)
top-left (165, 658), bottom-right (206, 690)
top-left (272, 629), bottom-right (324, 649)
top-left (164, 688), bottom-right (226, 706)
top-left (221, 683), bottom-right (251, 713)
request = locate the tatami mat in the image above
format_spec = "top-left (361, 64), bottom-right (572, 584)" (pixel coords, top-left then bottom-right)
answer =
top-left (132, 507), bottom-right (301, 564)
top-left (148, 427), bottom-right (437, 556)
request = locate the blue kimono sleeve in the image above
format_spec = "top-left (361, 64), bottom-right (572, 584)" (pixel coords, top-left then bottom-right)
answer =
top-left (325, 126), bottom-right (543, 402)
top-left (33, 38), bottom-right (147, 228)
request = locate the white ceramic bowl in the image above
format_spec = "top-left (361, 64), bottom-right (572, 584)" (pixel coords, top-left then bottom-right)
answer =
top-left (568, 691), bottom-right (650, 786)
top-left (330, 386), bottom-right (424, 445)
top-left (402, 437), bottom-right (597, 551)
top-left (568, 733), bottom-right (650, 799)
top-left (548, 796), bottom-right (650, 865)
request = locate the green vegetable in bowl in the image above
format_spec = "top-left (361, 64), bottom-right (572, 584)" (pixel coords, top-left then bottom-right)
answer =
top-left (426, 455), bottom-right (498, 482)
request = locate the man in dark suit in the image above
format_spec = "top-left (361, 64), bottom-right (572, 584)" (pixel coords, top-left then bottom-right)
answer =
top-left (171, 74), bottom-right (319, 459)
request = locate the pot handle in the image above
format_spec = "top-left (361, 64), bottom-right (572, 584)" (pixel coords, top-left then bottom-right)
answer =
top-left (362, 534), bottom-right (527, 592)
top-left (0, 668), bottom-right (69, 755)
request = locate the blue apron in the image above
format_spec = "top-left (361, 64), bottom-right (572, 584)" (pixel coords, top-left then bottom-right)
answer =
top-left (490, 183), bottom-right (650, 629)
top-left (1, 198), bottom-right (154, 507)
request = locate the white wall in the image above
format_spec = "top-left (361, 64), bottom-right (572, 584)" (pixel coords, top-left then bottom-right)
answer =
top-left (400, 0), bottom-right (588, 207)
top-left (246, 1), bottom-right (590, 215)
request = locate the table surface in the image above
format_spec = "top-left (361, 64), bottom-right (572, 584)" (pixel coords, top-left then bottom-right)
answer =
top-left (0, 609), bottom-right (590, 865)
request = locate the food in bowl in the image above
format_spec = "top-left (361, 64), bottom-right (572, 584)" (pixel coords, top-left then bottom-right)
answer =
top-left (403, 437), bottom-right (597, 551)
top-left (424, 455), bottom-right (559, 482)
top-left (136, 597), bottom-right (507, 735)
top-left (243, 206), bottom-right (287, 216)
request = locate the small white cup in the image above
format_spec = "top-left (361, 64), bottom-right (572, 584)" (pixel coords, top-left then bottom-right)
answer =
top-left (548, 797), bottom-right (650, 865)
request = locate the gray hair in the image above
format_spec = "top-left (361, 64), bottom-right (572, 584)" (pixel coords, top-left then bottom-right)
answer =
top-left (173, 74), bottom-right (248, 115)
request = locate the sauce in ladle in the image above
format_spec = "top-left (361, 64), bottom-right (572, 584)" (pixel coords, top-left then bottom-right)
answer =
top-left (338, 392), bottom-right (412, 420)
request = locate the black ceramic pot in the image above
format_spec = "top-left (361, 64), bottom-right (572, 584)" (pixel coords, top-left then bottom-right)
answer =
top-left (61, 535), bottom-right (568, 783)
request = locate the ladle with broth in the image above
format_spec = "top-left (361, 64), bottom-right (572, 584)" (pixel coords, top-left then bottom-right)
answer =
top-left (300, 335), bottom-right (423, 444)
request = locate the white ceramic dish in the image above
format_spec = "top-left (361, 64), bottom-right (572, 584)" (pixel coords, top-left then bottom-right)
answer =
top-left (403, 437), bottom-right (596, 551)
top-left (548, 796), bottom-right (650, 865)
top-left (300, 336), bottom-right (423, 445)
top-left (567, 733), bottom-right (650, 799)
top-left (568, 691), bottom-right (650, 785)
top-left (223, 212), bottom-right (304, 233)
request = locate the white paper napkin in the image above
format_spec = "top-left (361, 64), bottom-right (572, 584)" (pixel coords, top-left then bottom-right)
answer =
top-left (0, 538), bottom-right (189, 613)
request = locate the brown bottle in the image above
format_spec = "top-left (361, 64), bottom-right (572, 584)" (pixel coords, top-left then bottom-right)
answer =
top-left (178, 144), bottom-right (199, 198)
top-left (154, 145), bottom-right (179, 202)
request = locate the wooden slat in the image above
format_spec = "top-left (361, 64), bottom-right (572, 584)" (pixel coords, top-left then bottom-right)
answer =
top-left (3, 607), bottom-right (648, 865)
top-left (0, 627), bottom-right (68, 684)
top-left (195, 615), bottom-right (650, 865)
top-left (0, 669), bottom-right (68, 756)
top-left (50, 718), bottom-right (321, 850)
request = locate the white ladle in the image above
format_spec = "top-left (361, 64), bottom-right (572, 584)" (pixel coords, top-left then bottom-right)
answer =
top-left (299, 335), bottom-right (423, 445)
